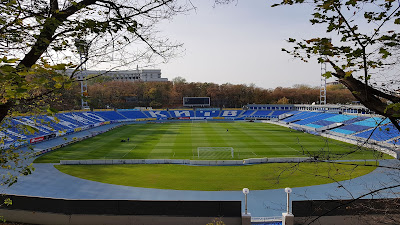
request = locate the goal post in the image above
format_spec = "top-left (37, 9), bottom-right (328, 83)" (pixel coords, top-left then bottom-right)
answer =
top-left (197, 147), bottom-right (234, 159)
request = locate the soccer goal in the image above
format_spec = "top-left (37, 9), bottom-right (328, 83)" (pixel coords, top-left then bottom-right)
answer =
top-left (197, 147), bottom-right (234, 159)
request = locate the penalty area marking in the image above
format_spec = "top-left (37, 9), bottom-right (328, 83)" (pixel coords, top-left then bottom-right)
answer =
top-left (122, 145), bottom-right (136, 158)
top-left (252, 151), bottom-right (258, 156)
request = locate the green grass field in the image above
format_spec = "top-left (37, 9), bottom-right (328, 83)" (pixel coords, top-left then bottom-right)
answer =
top-left (37, 122), bottom-right (387, 190)
top-left (55, 162), bottom-right (378, 191)
top-left (35, 122), bottom-right (388, 163)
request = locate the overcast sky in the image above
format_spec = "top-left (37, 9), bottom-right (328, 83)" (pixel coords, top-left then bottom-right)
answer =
top-left (152, 0), bottom-right (335, 89)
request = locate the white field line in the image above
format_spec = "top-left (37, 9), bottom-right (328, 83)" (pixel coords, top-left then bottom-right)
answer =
top-left (283, 144), bottom-right (302, 154)
top-left (252, 151), bottom-right (258, 156)
top-left (122, 145), bottom-right (136, 158)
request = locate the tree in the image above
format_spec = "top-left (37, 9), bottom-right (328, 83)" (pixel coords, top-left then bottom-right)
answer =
top-left (0, 0), bottom-right (190, 122)
top-left (266, 1), bottom-right (400, 223)
top-left (172, 76), bottom-right (187, 84)
top-left (273, 0), bottom-right (400, 131)
top-left (0, 0), bottom-right (191, 186)
top-left (277, 96), bottom-right (289, 104)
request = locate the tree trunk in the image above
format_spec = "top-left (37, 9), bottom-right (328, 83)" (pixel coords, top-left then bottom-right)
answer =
top-left (0, 102), bottom-right (13, 123)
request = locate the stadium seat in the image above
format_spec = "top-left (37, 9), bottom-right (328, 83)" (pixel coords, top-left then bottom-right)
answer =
top-left (355, 123), bottom-right (400, 141)
top-left (169, 110), bottom-right (195, 118)
top-left (239, 110), bottom-right (256, 118)
top-left (221, 110), bottom-right (242, 117)
top-left (195, 110), bottom-right (220, 117)
top-left (324, 114), bottom-right (355, 123)
top-left (117, 110), bottom-right (149, 119)
top-left (270, 110), bottom-right (290, 118)
top-left (282, 111), bottom-right (318, 123)
top-left (330, 124), bottom-right (371, 134)
top-left (252, 110), bottom-right (272, 118)
top-left (94, 111), bottom-right (127, 121)
top-left (293, 113), bottom-right (336, 125)
top-left (353, 117), bottom-right (390, 127)
top-left (143, 110), bottom-right (171, 119)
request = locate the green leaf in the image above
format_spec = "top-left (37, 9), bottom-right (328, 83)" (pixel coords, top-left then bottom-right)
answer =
top-left (322, 71), bottom-right (332, 78)
top-left (379, 47), bottom-right (391, 58)
top-left (54, 83), bottom-right (62, 88)
top-left (15, 88), bottom-right (27, 93)
top-left (345, 71), bottom-right (353, 78)
top-left (385, 103), bottom-right (400, 113)
top-left (4, 198), bottom-right (12, 206)
top-left (46, 107), bottom-right (59, 114)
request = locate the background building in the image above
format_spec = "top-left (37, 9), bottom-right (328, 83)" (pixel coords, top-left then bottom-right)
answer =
top-left (70, 67), bottom-right (168, 82)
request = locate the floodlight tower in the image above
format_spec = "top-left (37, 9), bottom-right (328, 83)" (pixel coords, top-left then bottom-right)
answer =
top-left (320, 56), bottom-right (327, 106)
top-left (319, 39), bottom-right (330, 106)
top-left (75, 39), bottom-right (90, 110)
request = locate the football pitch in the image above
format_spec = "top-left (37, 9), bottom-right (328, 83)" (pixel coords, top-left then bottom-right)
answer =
top-left (36, 122), bottom-right (387, 190)
top-left (35, 122), bottom-right (386, 163)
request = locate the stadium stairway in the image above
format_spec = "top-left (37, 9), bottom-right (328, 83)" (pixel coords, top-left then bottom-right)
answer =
top-left (239, 110), bottom-right (256, 118)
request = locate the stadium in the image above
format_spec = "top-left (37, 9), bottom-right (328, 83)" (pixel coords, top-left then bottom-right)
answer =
top-left (3, 0), bottom-right (400, 223)
top-left (1, 101), bottom-right (400, 225)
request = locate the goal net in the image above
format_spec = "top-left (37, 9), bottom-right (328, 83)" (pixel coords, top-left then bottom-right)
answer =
top-left (197, 147), bottom-right (234, 159)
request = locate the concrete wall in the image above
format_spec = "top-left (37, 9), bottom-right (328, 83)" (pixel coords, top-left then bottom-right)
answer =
top-left (294, 214), bottom-right (400, 225)
top-left (0, 195), bottom-right (244, 225)
top-left (0, 209), bottom-right (242, 225)
top-left (292, 198), bottom-right (400, 225)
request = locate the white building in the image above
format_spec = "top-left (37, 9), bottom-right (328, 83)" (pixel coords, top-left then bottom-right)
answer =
top-left (69, 67), bottom-right (168, 82)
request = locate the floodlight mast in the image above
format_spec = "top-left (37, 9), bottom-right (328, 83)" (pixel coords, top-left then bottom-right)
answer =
top-left (75, 39), bottom-right (90, 110)
top-left (319, 39), bottom-right (330, 107)
top-left (320, 60), bottom-right (327, 106)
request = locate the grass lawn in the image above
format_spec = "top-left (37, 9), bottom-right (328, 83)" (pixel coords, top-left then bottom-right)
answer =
top-left (35, 122), bottom-right (389, 163)
top-left (55, 161), bottom-right (378, 191)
